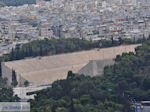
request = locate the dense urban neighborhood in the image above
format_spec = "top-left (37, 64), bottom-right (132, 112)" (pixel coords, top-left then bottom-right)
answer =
top-left (0, 0), bottom-right (149, 112)
top-left (0, 0), bottom-right (149, 55)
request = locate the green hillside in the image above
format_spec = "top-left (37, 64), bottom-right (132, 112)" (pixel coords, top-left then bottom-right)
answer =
top-left (3, 37), bottom-right (142, 62)
top-left (29, 39), bottom-right (150, 112)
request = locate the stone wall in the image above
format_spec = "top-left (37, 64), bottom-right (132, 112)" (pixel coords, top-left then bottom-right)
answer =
top-left (78, 59), bottom-right (114, 76)
top-left (2, 62), bottom-right (13, 86)
top-left (2, 44), bottom-right (140, 86)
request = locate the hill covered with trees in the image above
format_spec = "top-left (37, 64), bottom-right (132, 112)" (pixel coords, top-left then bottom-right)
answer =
top-left (2, 38), bottom-right (143, 62)
top-left (0, 37), bottom-right (145, 106)
top-left (0, 38), bottom-right (143, 87)
top-left (29, 39), bottom-right (150, 112)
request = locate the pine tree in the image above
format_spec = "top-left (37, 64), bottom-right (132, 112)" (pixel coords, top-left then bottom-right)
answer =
top-left (11, 70), bottom-right (18, 87)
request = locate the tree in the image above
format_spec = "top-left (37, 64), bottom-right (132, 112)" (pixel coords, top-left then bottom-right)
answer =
top-left (55, 107), bottom-right (69, 112)
top-left (15, 47), bottom-right (20, 60)
top-left (143, 78), bottom-right (150, 90)
top-left (142, 35), bottom-right (146, 44)
top-left (111, 36), bottom-right (114, 46)
top-left (28, 45), bottom-right (33, 56)
top-left (10, 48), bottom-right (14, 60)
top-left (11, 70), bottom-right (18, 87)
top-left (118, 37), bottom-right (123, 45)
top-left (67, 71), bottom-right (75, 79)
top-left (0, 77), bottom-right (7, 88)
top-left (24, 80), bottom-right (29, 87)
top-left (40, 45), bottom-right (43, 56)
